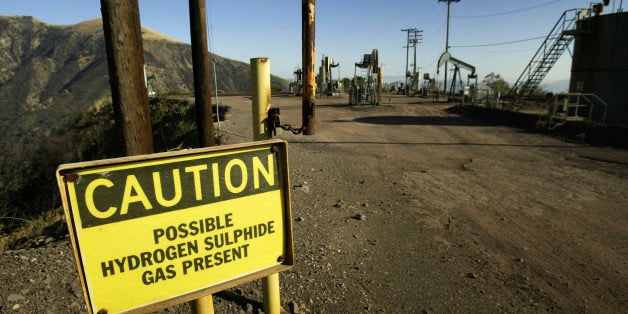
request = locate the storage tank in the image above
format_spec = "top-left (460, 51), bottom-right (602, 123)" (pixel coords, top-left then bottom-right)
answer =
top-left (569, 11), bottom-right (628, 125)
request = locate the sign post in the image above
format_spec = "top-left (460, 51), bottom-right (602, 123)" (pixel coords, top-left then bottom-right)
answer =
top-left (56, 140), bottom-right (293, 313)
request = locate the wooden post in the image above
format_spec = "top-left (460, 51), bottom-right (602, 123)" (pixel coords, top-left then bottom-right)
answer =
top-left (100, 0), bottom-right (153, 156)
top-left (302, 0), bottom-right (316, 135)
top-left (189, 0), bottom-right (215, 311)
top-left (189, 0), bottom-right (215, 147)
top-left (188, 0), bottom-right (215, 312)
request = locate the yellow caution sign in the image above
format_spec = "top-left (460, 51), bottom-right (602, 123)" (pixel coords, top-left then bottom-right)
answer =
top-left (56, 140), bottom-right (294, 313)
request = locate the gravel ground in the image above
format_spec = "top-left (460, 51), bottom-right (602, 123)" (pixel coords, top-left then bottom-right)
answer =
top-left (1, 94), bottom-right (626, 313)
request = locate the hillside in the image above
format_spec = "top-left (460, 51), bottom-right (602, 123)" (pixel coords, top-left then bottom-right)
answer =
top-left (540, 79), bottom-right (570, 94)
top-left (0, 15), bottom-right (288, 151)
top-left (0, 15), bottom-right (288, 233)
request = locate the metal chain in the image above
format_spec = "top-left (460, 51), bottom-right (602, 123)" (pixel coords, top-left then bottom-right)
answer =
top-left (278, 124), bottom-right (306, 135)
top-left (271, 114), bottom-right (309, 135)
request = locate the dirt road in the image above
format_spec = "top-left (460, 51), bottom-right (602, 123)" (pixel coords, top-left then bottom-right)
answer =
top-left (219, 94), bottom-right (626, 312)
top-left (1, 94), bottom-right (625, 312)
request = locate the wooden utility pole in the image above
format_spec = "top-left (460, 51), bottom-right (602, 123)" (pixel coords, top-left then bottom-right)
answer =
top-left (302, 0), bottom-right (316, 135)
top-left (439, 0), bottom-right (460, 95)
top-left (101, 0), bottom-right (154, 156)
top-left (189, 0), bottom-right (215, 311)
top-left (401, 28), bottom-right (412, 95)
top-left (189, 0), bottom-right (215, 147)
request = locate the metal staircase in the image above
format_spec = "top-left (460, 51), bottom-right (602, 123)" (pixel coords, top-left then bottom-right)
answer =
top-left (507, 9), bottom-right (587, 110)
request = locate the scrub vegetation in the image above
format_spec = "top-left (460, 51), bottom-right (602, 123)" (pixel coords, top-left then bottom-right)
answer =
top-left (0, 97), bottom-right (228, 251)
top-left (0, 15), bottom-right (268, 250)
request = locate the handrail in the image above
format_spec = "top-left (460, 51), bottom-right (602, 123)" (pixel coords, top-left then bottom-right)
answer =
top-left (539, 93), bottom-right (608, 130)
top-left (507, 9), bottom-right (586, 105)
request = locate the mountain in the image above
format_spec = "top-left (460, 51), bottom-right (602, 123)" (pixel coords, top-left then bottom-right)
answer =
top-left (0, 16), bottom-right (288, 151)
top-left (540, 79), bottom-right (570, 94)
top-left (383, 75), bottom-right (407, 84)
top-left (0, 16), bottom-right (291, 229)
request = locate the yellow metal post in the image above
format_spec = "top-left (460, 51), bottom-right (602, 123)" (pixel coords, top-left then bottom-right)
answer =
top-left (190, 295), bottom-right (214, 314)
top-left (250, 58), bottom-right (272, 141)
top-left (262, 273), bottom-right (281, 314)
top-left (250, 57), bottom-right (281, 313)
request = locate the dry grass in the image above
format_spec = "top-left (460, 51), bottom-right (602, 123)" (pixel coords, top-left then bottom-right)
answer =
top-left (141, 25), bottom-right (181, 43)
top-left (0, 207), bottom-right (66, 252)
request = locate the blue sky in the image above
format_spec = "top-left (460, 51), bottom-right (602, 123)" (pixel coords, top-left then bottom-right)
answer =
top-left (1, 0), bottom-right (621, 84)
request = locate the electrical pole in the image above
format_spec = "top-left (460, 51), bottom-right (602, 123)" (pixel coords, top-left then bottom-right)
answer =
top-left (413, 39), bottom-right (417, 78)
top-left (189, 1), bottom-right (216, 310)
top-left (189, 0), bottom-right (215, 147)
top-left (439, 0), bottom-right (460, 95)
top-left (100, 0), bottom-right (153, 156)
top-left (411, 29), bottom-right (423, 90)
top-left (401, 28), bottom-right (417, 95)
top-left (402, 28), bottom-right (422, 95)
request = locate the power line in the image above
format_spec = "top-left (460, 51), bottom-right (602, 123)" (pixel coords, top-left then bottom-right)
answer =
top-left (450, 35), bottom-right (546, 48)
top-left (452, 47), bottom-right (538, 54)
top-left (421, 54), bottom-right (440, 69)
top-left (422, 21), bottom-right (446, 44)
top-left (452, 0), bottom-right (565, 18)
top-left (416, 2), bottom-right (441, 27)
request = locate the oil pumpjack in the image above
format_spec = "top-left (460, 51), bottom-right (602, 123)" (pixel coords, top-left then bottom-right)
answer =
top-left (318, 56), bottom-right (341, 96)
top-left (349, 49), bottom-right (383, 106)
top-left (437, 51), bottom-right (477, 102)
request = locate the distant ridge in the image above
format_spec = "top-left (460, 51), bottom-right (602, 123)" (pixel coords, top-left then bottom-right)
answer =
top-left (0, 15), bottom-right (288, 151)
top-left (540, 79), bottom-right (570, 94)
